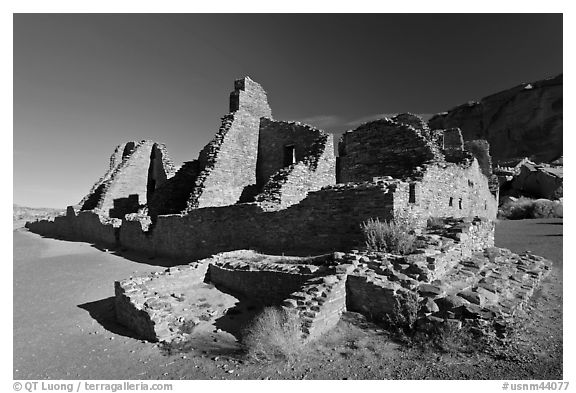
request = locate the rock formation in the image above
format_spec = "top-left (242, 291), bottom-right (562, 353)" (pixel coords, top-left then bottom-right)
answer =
top-left (428, 74), bottom-right (562, 164)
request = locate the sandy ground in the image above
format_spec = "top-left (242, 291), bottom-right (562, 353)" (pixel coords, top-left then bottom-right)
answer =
top-left (13, 218), bottom-right (563, 380)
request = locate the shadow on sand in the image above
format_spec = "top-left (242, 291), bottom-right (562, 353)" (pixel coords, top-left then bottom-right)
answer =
top-left (90, 244), bottom-right (187, 268)
top-left (77, 297), bottom-right (146, 340)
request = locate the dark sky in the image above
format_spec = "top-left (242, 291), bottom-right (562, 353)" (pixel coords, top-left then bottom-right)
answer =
top-left (13, 13), bottom-right (562, 208)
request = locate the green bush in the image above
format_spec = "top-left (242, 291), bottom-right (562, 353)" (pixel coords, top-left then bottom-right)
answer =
top-left (499, 197), bottom-right (562, 219)
top-left (361, 216), bottom-right (416, 255)
top-left (242, 307), bottom-right (305, 362)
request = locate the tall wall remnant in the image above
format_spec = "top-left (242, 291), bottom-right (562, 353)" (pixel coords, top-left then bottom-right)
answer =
top-left (185, 77), bottom-right (273, 210)
top-left (78, 140), bottom-right (176, 216)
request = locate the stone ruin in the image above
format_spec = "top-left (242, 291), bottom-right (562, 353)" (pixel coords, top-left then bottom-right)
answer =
top-left (26, 77), bottom-right (552, 345)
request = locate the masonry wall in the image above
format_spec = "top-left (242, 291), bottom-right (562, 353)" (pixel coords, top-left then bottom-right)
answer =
top-left (28, 161), bottom-right (495, 261)
top-left (392, 160), bottom-right (498, 222)
top-left (186, 77), bottom-right (272, 210)
top-left (79, 142), bottom-right (130, 210)
top-left (208, 263), bottom-right (315, 306)
top-left (257, 119), bottom-right (330, 185)
top-left (25, 209), bottom-right (119, 246)
top-left (255, 119), bottom-right (336, 210)
top-left (283, 274), bottom-right (347, 339)
top-left (146, 143), bottom-right (176, 202)
top-left (117, 183), bottom-right (396, 261)
top-left (346, 275), bottom-right (404, 320)
top-left (147, 160), bottom-right (200, 218)
top-left (338, 118), bottom-right (441, 182)
top-left (79, 141), bottom-right (176, 216)
top-left (115, 261), bottom-right (210, 342)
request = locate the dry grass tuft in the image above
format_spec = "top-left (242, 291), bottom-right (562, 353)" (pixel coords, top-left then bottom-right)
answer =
top-left (242, 307), bottom-right (305, 362)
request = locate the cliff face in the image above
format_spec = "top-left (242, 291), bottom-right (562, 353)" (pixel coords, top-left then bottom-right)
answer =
top-left (428, 74), bottom-right (562, 164)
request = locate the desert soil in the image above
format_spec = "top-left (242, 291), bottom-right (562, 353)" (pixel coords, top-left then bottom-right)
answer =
top-left (13, 218), bottom-right (563, 380)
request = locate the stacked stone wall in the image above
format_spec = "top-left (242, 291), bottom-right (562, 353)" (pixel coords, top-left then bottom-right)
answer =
top-left (146, 143), bottom-right (176, 203)
top-left (25, 209), bottom-right (120, 246)
top-left (117, 183), bottom-right (395, 261)
top-left (79, 141), bottom-right (176, 215)
top-left (147, 160), bottom-right (200, 218)
top-left (338, 118), bottom-right (442, 182)
top-left (283, 273), bottom-right (347, 339)
top-left (255, 120), bottom-right (336, 209)
top-left (393, 161), bottom-right (498, 223)
top-left (208, 262), bottom-right (316, 306)
top-left (346, 274), bottom-right (405, 320)
top-left (28, 161), bottom-right (495, 262)
top-left (256, 119), bottom-right (332, 185)
top-left (114, 261), bottom-right (210, 342)
top-left (186, 77), bottom-right (272, 209)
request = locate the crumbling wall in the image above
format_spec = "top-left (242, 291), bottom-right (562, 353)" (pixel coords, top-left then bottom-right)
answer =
top-left (115, 261), bottom-right (210, 342)
top-left (255, 119), bottom-right (336, 210)
top-left (32, 166), bottom-right (495, 261)
top-left (117, 183), bottom-right (396, 261)
top-left (25, 208), bottom-right (120, 246)
top-left (146, 143), bottom-right (177, 203)
top-left (256, 119), bottom-right (332, 185)
top-left (79, 141), bottom-right (176, 216)
top-left (79, 142), bottom-right (131, 210)
top-left (186, 77), bottom-right (272, 210)
top-left (392, 113), bottom-right (432, 139)
top-left (147, 160), bottom-right (200, 218)
top-left (393, 160), bottom-right (498, 223)
top-left (28, 162), bottom-right (495, 261)
top-left (338, 118), bottom-right (442, 182)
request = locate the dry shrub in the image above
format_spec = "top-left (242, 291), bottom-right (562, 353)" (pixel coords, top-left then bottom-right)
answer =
top-left (242, 307), bottom-right (305, 362)
top-left (499, 197), bottom-right (562, 220)
top-left (426, 216), bottom-right (445, 229)
top-left (361, 216), bottom-right (416, 255)
top-left (386, 290), bottom-right (420, 336)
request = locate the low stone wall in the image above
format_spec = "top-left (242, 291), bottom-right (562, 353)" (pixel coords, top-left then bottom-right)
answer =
top-left (111, 233), bottom-right (552, 344)
top-left (283, 272), bottom-right (348, 339)
top-left (26, 209), bottom-right (120, 246)
top-left (114, 261), bottom-right (210, 342)
top-left (208, 261), bottom-right (319, 306)
top-left (346, 273), bottom-right (405, 320)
